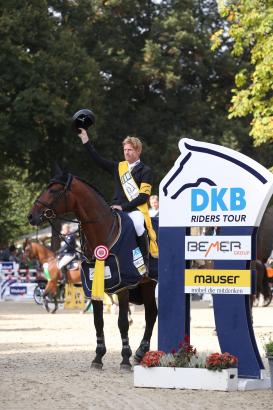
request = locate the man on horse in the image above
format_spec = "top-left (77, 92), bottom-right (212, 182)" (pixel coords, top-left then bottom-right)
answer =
top-left (57, 223), bottom-right (77, 278)
top-left (78, 129), bottom-right (158, 273)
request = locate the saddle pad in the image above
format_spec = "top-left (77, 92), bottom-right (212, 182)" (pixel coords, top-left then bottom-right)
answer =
top-left (81, 254), bottom-right (121, 297)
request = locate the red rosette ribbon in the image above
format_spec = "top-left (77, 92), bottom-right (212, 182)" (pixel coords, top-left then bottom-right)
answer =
top-left (94, 245), bottom-right (109, 261)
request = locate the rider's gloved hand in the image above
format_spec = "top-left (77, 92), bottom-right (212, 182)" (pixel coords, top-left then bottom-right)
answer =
top-left (78, 128), bottom-right (89, 144)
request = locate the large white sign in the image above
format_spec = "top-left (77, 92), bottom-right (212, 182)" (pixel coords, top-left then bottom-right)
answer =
top-left (159, 139), bottom-right (273, 227)
top-left (185, 235), bottom-right (252, 260)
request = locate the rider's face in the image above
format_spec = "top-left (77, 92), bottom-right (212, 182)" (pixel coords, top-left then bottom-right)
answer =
top-left (123, 143), bottom-right (140, 164)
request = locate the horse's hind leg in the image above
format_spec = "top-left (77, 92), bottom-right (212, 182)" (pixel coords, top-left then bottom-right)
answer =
top-left (134, 281), bottom-right (157, 363)
top-left (117, 290), bottom-right (132, 371)
top-left (91, 300), bottom-right (106, 369)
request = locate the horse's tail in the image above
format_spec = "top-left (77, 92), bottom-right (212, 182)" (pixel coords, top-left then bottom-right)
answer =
top-left (256, 260), bottom-right (271, 300)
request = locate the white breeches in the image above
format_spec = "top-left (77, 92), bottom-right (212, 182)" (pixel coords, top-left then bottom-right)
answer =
top-left (58, 254), bottom-right (75, 270)
top-left (127, 210), bottom-right (145, 236)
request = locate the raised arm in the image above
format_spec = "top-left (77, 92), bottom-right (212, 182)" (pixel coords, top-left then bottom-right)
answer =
top-left (78, 128), bottom-right (116, 174)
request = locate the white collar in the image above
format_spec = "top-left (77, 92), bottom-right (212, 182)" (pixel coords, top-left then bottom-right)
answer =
top-left (128, 159), bottom-right (140, 171)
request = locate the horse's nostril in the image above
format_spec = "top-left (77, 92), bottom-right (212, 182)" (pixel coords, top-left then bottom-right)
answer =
top-left (28, 213), bottom-right (33, 223)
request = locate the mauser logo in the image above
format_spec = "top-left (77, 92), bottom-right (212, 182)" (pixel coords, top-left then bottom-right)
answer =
top-left (184, 269), bottom-right (252, 295)
top-left (185, 235), bottom-right (252, 260)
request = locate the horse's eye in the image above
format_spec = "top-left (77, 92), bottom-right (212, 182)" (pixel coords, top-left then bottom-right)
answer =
top-left (49, 188), bottom-right (61, 195)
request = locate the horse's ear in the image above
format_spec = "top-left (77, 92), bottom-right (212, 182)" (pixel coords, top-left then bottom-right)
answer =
top-left (53, 162), bottom-right (63, 176)
top-left (23, 238), bottom-right (29, 250)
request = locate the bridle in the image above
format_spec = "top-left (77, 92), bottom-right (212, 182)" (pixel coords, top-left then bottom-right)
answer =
top-left (34, 174), bottom-right (73, 222)
top-left (34, 173), bottom-right (119, 254)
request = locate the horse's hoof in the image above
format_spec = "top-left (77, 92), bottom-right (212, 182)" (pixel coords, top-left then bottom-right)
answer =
top-left (91, 362), bottom-right (103, 370)
top-left (133, 357), bottom-right (141, 365)
top-left (120, 363), bottom-right (132, 372)
top-left (134, 340), bottom-right (150, 363)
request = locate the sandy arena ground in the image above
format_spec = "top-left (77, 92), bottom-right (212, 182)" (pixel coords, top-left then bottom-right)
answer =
top-left (0, 299), bottom-right (273, 410)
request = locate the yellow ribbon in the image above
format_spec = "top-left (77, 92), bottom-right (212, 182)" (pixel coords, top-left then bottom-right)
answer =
top-left (137, 200), bottom-right (158, 258)
top-left (118, 161), bottom-right (158, 258)
top-left (91, 259), bottom-right (105, 301)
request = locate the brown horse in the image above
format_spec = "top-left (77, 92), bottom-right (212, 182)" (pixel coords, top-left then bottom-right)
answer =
top-left (23, 239), bottom-right (81, 297)
top-left (27, 170), bottom-right (158, 370)
top-left (254, 205), bottom-right (273, 306)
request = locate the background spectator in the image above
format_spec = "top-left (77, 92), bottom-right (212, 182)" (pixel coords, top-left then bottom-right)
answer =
top-left (149, 195), bottom-right (159, 217)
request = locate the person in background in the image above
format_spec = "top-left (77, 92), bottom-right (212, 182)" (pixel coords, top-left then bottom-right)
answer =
top-left (149, 195), bottom-right (159, 217)
top-left (57, 224), bottom-right (76, 274)
top-left (2, 244), bottom-right (18, 262)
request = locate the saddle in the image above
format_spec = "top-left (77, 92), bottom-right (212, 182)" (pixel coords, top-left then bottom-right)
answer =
top-left (81, 213), bottom-right (158, 297)
top-left (66, 260), bottom-right (79, 271)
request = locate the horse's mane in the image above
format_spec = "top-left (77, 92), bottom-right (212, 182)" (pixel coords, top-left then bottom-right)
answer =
top-left (49, 172), bottom-right (106, 201)
top-left (74, 176), bottom-right (106, 201)
top-left (23, 238), bottom-right (52, 252)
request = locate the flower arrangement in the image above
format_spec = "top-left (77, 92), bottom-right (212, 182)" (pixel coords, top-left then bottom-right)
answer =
top-left (140, 336), bottom-right (238, 372)
top-left (140, 350), bottom-right (166, 367)
top-left (171, 335), bottom-right (197, 367)
top-left (205, 352), bottom-right (238, 371)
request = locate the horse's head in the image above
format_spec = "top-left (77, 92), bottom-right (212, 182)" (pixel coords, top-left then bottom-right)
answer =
top-left (23, 239), bottom-right (40, 261)
top-left (28, 171), bottom-right (74, 226)
top-left (23, 238), bottom-right (34, 259)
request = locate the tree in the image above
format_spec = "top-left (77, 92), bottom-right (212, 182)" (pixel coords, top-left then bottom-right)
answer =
top-left (0, 0), bottom-right (258, 242)
top-left (0, 0), bottom-right (103, 243)
top-left (0, 0), bottom-right (103, 181)
top-left (213, 0), bottom-right (273, 147)
top-left (65, 0), bottom-right (252, 185)
top-left (0, 167), bottom-right (40, 246)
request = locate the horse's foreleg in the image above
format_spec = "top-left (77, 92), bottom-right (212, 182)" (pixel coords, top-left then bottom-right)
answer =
top-left (91, 300), bottom-right (106, 369)
top-left (118, 290), bottom-right (132, 371)
top-left (134, 281), bottom-right (158, 363)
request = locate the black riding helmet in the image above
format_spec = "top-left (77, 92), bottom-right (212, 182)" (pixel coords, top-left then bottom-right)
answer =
top-left (72, 108), bottom-right (95, 132)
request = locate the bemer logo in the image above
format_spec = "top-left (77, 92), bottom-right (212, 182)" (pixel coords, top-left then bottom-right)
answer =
top-left (191, 187), bottom-right (246, 212)
top-left (185, 236), bottom-right (252, 260)
top-left (187, 240), bottom-right (241, 257)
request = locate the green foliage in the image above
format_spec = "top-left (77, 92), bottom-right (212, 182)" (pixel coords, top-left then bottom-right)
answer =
top-left (262, 333), bottom-right (273, 358)
top-left (158, 352), bottom-right (176, 367)
top-left (0, 0), bottom-right (259, 242)
top-left (215, 0), bottom-right (273, 146)
top-left (0, 167), bottom-right (40, 245)
top-left (189, 351), bottom-right (208, 368)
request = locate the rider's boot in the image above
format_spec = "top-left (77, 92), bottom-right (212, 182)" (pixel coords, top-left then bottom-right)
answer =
top-left (61, 266), bottom-right (68, 283)
top-left (136, 231), bottom-right (149, 274)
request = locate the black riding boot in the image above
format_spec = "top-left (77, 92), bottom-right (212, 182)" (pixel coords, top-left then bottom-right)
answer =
top-left (136, 231), bottom-right (149, 274)
top-left (61, 266), bottom-right (68, 283)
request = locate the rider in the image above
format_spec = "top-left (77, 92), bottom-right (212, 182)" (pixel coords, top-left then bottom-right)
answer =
top-left (78, 129), bottom-right (158, 273)
top-left (57, 223), bottom-right (77, 276)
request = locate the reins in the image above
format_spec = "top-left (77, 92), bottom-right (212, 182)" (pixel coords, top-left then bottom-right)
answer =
top-left (47, 214), bottom-right (118, 260)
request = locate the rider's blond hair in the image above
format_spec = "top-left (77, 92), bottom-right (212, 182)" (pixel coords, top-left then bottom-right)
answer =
top-left (122, 136), bottom-right (142, 154)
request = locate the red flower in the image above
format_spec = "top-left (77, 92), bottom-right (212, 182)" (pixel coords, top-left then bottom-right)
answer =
top-left (206, 352), bottom-right (238, 371)
top-left (184, 335), bottom-right (190, 344)
top-left (140, 351), bottom-right (166, 367)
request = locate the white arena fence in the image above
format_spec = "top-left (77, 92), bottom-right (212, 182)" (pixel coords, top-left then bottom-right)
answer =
top-left (0, 261), bottom-right (38, 301)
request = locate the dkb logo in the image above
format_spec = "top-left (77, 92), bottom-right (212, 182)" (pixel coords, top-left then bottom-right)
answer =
top-left (191, 187), bottom-right (246, 212)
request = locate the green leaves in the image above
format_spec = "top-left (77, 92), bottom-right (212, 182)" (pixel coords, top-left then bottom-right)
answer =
top-left (0, 167), bottom-right (40, 244)
top-left (0, 0), bottom-right (262, 243)
top-left (217, 0), bottom-right (273, 146)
